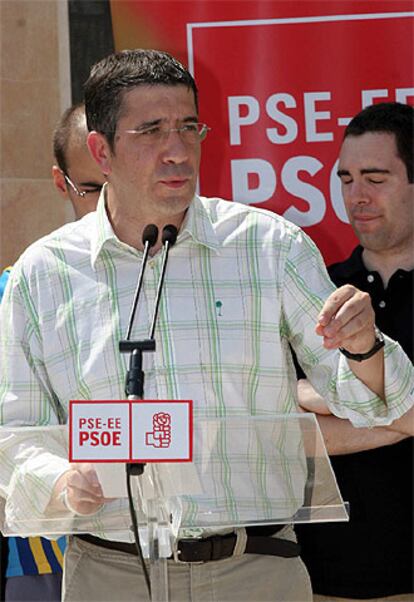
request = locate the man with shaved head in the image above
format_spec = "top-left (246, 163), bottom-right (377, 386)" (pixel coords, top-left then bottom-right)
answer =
top-left (52, 102), bottom-right (106, 220)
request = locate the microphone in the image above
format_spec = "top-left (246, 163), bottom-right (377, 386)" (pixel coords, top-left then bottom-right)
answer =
top-left (120, 223), bottom-right (177, 397)
top-left (124, 224), bottom-right (158, 341)
top-left (148, 224), bottom-right (178, 339)
top-left (143, 223), bottom-right (159, 247)
top-left (161, 223), bottom-right (178, 246)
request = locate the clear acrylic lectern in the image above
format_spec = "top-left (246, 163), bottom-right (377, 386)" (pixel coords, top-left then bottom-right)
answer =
top-left (0, 414), bottom-right (348, 602)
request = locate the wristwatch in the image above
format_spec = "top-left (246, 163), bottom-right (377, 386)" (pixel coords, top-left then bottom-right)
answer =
top-left (339, 327), bottom-right (385, 362)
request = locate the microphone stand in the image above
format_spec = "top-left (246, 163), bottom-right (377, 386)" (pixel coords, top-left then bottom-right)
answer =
top-left (118, 225), bottom-right (158, 598)
top-left (119, 225), bottom-right (178, 602)
top-left (120, 224), bottom-right (178, 470)
top-left (120, 224), bottom-right (158, 475)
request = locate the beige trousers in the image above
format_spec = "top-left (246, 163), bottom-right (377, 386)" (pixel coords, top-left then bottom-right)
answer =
top-left (63, 529), bottom-right (312, 602)
top-left (313, 594), bottom-right (414, 602)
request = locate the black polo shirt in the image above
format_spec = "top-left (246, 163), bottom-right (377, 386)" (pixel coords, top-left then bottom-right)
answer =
top-left (296, 246), bottom-right (413, 598)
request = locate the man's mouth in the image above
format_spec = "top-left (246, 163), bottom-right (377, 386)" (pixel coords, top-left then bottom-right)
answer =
top-left (351, 214), bottom-right (382, 228)
top-left (159, 177), bottom-right (190, 188)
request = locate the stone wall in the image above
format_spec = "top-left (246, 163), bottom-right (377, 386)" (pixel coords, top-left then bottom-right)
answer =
top-left (0, 0), bottom-right (72, 268)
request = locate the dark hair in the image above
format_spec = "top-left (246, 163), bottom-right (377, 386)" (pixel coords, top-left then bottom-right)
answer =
top-left (53, 103), bottom-right (86, 172)
top-left (344, 102), bottom-right (413, 182)
top-left (84, 49), bottom-right (198, 149)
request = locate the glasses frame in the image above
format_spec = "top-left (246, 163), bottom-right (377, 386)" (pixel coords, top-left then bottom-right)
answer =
top-left (63, 172), bottom-right (103, 198)
top-left (123, 122), bottom-right (211, 144)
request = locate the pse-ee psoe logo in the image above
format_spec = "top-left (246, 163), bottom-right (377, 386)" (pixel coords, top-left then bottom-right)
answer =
top-left (69, 399), bottom-right (193, 463)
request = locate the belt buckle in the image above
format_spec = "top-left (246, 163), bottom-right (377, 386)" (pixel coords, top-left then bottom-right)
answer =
top-left (172, 539), bottom-right (185, 564)
top-left (172, 538), bottom-right (204, 564)
top-left (172, 539), bottom-right (192, 564)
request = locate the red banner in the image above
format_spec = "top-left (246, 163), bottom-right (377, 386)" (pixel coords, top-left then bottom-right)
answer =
top-left (111, 1), bottom-right (414, 264)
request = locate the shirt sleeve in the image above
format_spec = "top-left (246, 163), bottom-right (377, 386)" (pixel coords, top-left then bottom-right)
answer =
top-left (282, 228), bottom-right (414, 427)
top-left (0, 264), bottom-right (70, 530)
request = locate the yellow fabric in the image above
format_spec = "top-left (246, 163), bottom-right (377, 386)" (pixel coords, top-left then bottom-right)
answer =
top-left (28, 537), bottom-right (52, 574)
top-left (51, 539), bottom-right (64, 568)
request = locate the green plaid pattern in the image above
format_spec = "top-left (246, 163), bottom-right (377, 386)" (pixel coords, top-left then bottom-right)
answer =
top-left (0, 194), bottom-right (413, 538)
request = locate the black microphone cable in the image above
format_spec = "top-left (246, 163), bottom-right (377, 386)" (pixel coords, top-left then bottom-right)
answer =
top-left (126, 466), bottom-right (151, 599)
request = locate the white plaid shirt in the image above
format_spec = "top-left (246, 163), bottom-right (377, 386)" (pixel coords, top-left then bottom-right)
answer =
top-left (1, 193), bottom-right (413, 538)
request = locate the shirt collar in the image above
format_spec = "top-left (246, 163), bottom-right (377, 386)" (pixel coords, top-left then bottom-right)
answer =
top-left (90, 185), bottom-right (120, 268)
top-left (90, 191), bottom-right (220, 268)
top-left (331, 245), bottom-right (413, 281)
top-left (178, 195), bottom-right (220, 252)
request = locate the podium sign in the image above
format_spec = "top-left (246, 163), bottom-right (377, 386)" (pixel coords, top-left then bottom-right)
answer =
top-left (69, 399), bottom-right (193, 463)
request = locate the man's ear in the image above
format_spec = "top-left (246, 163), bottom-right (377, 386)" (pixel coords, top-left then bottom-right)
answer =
top-left (87, 131), bottom-right (112, 176)
top-left (52, 165), bottom-right (68, 198)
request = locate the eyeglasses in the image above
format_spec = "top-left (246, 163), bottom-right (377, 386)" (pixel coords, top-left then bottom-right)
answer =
top-left (122, 122), bottom-right (211, 146)
top-left (63, 173), bottom-right (104, 198)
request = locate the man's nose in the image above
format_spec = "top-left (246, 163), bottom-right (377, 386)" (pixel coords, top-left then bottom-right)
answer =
top-left (161, 129), bottom-right (189, 163)
top-left (346, 180), bottom-right (369, 205)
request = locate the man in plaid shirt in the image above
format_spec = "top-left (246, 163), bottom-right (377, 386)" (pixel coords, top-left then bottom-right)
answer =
top-left (0, 50), bottom-right (412, 602)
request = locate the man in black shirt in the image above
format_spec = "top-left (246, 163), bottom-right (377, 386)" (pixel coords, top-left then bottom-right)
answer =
top-left (296, 102), bottom-right (413, 601)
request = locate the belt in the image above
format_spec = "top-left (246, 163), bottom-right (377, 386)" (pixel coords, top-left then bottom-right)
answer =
top-left (76, 526), bottom-right (300, 563)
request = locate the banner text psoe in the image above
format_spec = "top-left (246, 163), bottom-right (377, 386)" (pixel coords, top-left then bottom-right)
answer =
top-left (187, 11), bottom-right (414, 263)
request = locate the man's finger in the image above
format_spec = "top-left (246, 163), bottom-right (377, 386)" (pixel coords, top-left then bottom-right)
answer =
top-left (66, 487), bottom-right (104, 504)
top-left (324, 304), bottom-right (367, 339)
top-left (70, 462), bottom-right (101, 489)
top-left (318, 287), bottom-right (372, 339)
top-left (66, 468), bottom-right (103, 497)
top-left (317, 284), bottom-right (356, 327)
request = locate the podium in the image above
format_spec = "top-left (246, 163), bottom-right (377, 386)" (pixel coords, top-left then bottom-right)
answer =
top-left (0, 414), bottom-right (348, 601)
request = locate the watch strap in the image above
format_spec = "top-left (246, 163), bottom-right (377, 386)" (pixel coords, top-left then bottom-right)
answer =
top-left (339, 327), bottom-right (385, 362)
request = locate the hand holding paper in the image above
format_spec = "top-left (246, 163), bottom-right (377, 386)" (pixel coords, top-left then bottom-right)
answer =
top-left (49, 463), bottom-right (111, 516)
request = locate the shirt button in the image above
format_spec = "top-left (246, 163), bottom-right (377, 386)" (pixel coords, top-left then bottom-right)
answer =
top-left (367, 275), bottom-right (374, 283)
top-left (378, 300), bottom-right (386, 308)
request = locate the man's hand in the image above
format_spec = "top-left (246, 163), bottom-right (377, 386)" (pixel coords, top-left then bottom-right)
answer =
top-left (316, 284), bottom-right (384, 399)
top-left (48, 463), bottom-right (109, 516)
top-left (316, 284), bottom-right (376, 354)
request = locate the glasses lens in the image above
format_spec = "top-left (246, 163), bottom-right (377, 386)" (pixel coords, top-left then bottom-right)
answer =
top-left (124, 123), bottom-right (210, 145)
top-left (64, 174), bottom-right (102, 198)
top-left (181, 123), bottom-right (209, 144)
top-left (80, 185), bottom-right (103, 196)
